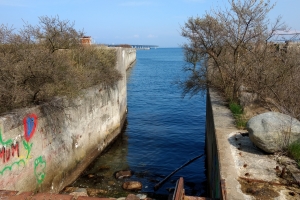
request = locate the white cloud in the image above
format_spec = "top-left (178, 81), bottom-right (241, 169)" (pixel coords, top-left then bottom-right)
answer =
top-left (133, 34), bottom-right (140, 38)
top-left (147, 34), bottom-right (157, 38)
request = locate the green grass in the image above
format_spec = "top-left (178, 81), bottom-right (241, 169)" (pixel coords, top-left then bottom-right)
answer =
top-left (229, 102), bottom-right (243, 115)
top-left (287, 141), bottom-right (300, 167)
top-left (229, 102), bottom-right (247, 129)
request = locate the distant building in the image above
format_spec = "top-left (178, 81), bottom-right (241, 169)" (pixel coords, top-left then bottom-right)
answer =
top-left (80, 36), bottom-right (92, 45)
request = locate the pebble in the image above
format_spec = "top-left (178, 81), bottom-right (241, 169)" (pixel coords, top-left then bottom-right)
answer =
top-left (69, 188), bottom-right (88, 197)
top-left (136, 194), bottom-right (147, 199)
top-left (115, 170), bottom-right (133, 179)
top-left (125, 194), bottom-right (139, 200)
top-left (122, 181), bottom-right (142, 191)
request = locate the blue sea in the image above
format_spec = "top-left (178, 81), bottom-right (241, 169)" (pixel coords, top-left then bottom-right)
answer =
top-left (70, 48), bottom-right (207, 199)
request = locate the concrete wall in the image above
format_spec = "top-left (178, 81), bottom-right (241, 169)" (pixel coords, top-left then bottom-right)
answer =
top-left (206, 89), bottom-right (221, 199)
top-left (0, 48), bottom-right (136, 193)
top-left (122, 48), bottom-right (136, 69)
top-left (206, 88), bottom-right (245, 200)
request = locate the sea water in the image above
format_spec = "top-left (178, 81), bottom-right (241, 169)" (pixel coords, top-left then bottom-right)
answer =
top-left (70, 48), bottom-right (207, 199)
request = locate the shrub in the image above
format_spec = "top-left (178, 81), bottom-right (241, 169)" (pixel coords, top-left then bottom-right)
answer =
top-left (0, 16), bottom-right (121, 114)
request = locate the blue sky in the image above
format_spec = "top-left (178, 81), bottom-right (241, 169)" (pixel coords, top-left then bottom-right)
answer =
top-left (0, 0), bottom-right (299, 47)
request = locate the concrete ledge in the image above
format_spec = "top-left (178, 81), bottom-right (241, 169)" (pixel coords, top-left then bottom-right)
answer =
top-left (206, 89), bottom-right (246, 199)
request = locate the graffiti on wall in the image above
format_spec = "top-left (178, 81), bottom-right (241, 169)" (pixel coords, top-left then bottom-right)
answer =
top-left (0, 133), bottom-right (19, 163)
top-left (0, 159), bottom-right (26, 175)
top-left (34, 156), bottom-right (46, 184)
top-left (23, 113), bottom-right (37, 159)
top-left (0, 130), bottom-right (24, 175)
top-left (0, 113), bottom-right (47, 184)
top-left (23, 114), bottom-right (37, 142)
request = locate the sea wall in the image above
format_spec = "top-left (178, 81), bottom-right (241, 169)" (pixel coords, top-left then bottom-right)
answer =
top-left (0, 47), bottom-right (136, 193)
top-left (206, 88), bottom-right (244, 199)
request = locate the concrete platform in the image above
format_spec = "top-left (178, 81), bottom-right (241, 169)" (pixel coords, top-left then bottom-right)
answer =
top-left (209, 89), bottom-right (300, 199)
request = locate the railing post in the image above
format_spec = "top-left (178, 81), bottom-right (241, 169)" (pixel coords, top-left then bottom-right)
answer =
top-left (220, 179), bottom-right (226, 200)
top-left (173, 177), bottom-right (185, 200)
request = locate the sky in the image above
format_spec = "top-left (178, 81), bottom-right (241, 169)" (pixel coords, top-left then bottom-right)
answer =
top-left (0, 0), bottom-right (300, 47)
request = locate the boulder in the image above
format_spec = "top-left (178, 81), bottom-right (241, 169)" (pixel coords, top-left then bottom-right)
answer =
top-left (247, 112), bottom-right (300, 153)
top-left (122, 181), bottom-right (142, 191)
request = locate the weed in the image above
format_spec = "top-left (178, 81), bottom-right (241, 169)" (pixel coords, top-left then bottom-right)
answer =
top-left (229, 102), bottom-right (247, 129)
top-left (229, 102), bottom-right (243, 115)
top-left (287, 141), bottom-right (300, 167)
top-left (235, 115), bottom-right (248, 129)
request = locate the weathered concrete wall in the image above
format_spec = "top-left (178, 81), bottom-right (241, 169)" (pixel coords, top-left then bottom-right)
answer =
top-left (206, 88), bottom-right (245, 200)
top-left (0, 48), bottom-right (136, 193)
top-left (122, 48), bottom-right (136, 69)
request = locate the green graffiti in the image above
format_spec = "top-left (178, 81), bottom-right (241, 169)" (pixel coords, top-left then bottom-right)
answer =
top-left (34, 156), bottom-right (46, 184)
top-left (0, 159), bottom-right (26, 175)
top-left (23, 140), bottom-right (33, 159)
top-left (0, 131), bottom-right (13, 146)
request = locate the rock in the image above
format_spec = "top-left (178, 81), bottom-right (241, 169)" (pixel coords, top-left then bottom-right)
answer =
top-left (108, 180), bottom-right (115, 185)
top-left (247, 112), bottom-right (300, 153)
top-left (86, 188), bottom-right (108, 196)
top-left (122, 181), bottom-right (142, 191)
top-left (62, 187), bottom-right (78, 193)
top-left (125, 194), bottom-right (140, 200)
top-left (69, 188), bottom-right (88, 197)
top-left (88, 174), bottom-right (95, 178)
top-left (239, 91), bottom-right (258, 107)
top-left (85, 174), bottom-right (104, 182)
top-left (136, 194), bottom-right (147, 199)
top-left (115, 170), bottom-right (133, 179)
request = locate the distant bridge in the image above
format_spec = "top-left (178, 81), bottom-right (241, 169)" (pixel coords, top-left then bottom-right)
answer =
top-left (106, 44), bottom-right (158, 49)
top-left (273, 32), bottom-right (300, 42)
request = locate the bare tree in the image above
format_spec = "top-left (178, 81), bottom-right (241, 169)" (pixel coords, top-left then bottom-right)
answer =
top-left (181, 0), bottom-right (300, 120)
top-left (180, 0), bottom-right (286, 101)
